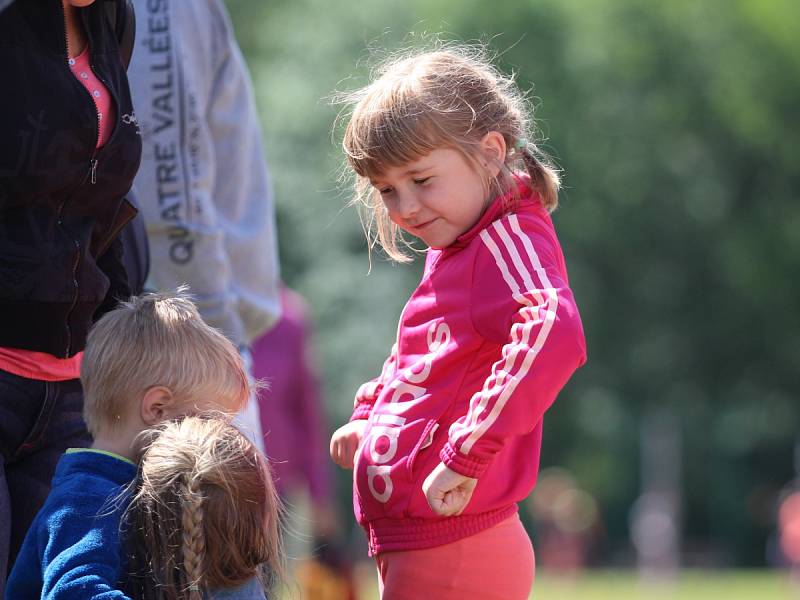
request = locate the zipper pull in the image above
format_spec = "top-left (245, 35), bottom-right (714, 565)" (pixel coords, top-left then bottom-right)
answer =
top-left (90, 158), bottom-right (98, 184)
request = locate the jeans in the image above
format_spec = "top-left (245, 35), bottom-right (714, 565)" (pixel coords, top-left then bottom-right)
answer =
top-left (0, 370), bottom-right (90, 598)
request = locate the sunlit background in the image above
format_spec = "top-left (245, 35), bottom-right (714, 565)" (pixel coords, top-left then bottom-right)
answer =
top-left (225, 0), bottom-right (799, 597)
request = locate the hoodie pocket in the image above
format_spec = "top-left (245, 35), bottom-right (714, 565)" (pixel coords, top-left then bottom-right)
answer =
top-left (91, 197), bottom-right (138, 258)
top-left (406, 419), bottom-right (440, 478)
top-left (354, 416), bottom-right (438, 521)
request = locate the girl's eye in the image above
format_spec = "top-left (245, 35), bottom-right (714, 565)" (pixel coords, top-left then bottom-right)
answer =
top-left (413, 177), bottom-right (431, 185)
top-left (378, 187), bottom-right (393, 195)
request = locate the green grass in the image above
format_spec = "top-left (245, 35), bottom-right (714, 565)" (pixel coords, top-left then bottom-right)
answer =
top-left (531, 570), bottom-right (797, 600)
top-left (355, 568), bottom-right (799, 600)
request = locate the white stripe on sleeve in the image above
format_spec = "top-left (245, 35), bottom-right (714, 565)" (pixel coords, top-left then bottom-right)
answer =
top-left (452, 217), bottom-right (559, 454)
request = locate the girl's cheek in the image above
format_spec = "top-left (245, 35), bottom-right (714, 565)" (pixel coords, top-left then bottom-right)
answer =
top-left (382, 199), bottom-right (403, 223)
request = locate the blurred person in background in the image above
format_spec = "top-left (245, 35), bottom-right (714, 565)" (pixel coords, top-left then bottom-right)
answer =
top-left (127, 0), bottom-right (281, 452)
top-left (525, 467), bottom-right (603, 574)
top-left (0, 0), bottom-right (141, 592)
top-left (769, 452), bottom-right (800, 585)
top-left (777, 490), bottom-right (800, 575)
top-left (252, 285), bottom-right (358, 600)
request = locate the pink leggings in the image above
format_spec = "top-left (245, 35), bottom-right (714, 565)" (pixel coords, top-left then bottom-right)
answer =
top-left (375, 514), bottom-right (535, 600)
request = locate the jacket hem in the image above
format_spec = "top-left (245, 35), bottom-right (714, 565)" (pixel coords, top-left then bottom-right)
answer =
top-left (0, 300), bottom-right (98, 358)
top-left (364, 505), bottom-right (518, 556)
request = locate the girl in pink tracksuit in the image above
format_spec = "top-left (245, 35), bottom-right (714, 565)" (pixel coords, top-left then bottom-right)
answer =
top-left (330, 46), bottom-right (587, 600)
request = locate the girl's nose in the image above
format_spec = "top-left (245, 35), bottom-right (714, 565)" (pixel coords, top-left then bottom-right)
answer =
top-left (394, 191), bottom-right (420, 220)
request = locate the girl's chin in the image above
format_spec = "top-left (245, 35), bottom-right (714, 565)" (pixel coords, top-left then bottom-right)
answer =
top-left (417, 235), bottom-right (457, 250)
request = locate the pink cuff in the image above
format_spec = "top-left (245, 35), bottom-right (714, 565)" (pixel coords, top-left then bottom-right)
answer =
top-left (350, 403), bottom-right (373, 421)
top-left (440, 442), bottom-right (491, 479)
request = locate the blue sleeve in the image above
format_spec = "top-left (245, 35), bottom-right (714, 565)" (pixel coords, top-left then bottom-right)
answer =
top-left (6, 524), bottom-right (44, 598)
top-left (38, 502), bottom-right (132, 600)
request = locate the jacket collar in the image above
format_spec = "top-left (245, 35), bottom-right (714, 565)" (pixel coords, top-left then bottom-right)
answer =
top-left (447, 175), bottom-right (539, 251)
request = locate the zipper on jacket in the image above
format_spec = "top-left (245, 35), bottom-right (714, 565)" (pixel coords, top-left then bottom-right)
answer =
top-left (80, 71), bottom-right (101, 186)
top-left (63, 241), bottom-right (81, 357)
top-left (86, 54), bottom-right (128, 178)
top-left (57, 2), bottom-right (130, 357)
top-left (62, 2), bottom-right (102, 180)
top-left (83, 6), bottom-right (127, 182)
top-left (59, 2), bottom-right (95, 357)
top-left (56, 179), bottom-right (92, 357)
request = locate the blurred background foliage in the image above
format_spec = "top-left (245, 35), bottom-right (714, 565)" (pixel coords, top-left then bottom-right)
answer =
top-left (226, 0), bottom-right (799, 567)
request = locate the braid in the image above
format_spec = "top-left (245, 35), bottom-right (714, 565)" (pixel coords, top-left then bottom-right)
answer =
top-left (181, 477), bottom-right (205, 600)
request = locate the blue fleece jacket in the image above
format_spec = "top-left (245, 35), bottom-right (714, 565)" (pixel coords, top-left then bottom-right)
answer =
top-left (7, 449), bottom-right (136, 599)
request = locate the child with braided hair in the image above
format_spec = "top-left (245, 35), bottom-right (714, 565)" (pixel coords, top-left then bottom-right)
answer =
top-left (123, 416), bottom-right (285, 600)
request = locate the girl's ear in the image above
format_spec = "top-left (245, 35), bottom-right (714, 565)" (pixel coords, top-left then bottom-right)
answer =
top-left (141, 386), bottom-right (175, 425)
top-left (479, 131), bottom-right (507, 177)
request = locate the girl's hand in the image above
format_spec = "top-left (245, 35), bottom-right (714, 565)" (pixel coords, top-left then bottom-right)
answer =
top-left (329, 420), bottom-right (367, 469)
top-left (422, 462), bottom-right (478, 516)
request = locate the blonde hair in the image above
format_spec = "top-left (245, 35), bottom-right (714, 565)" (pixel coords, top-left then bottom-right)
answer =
top-left (80, 289), bottom-right (249, 436)
top-left (124, 416), bottom-right (285, 599)
top-left (340, 45), bottom-right (560, 262)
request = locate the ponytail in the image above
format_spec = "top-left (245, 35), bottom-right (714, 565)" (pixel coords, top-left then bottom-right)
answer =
top-left (518, 142), bottom-right (560, 212)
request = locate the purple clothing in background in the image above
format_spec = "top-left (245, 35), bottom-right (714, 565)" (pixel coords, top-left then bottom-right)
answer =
top-left (251, 288), bottom-right (331, 503)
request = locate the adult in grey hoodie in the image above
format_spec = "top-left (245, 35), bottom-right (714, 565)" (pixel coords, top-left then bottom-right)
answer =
top-left (127, 0), bottom-right (281, 450)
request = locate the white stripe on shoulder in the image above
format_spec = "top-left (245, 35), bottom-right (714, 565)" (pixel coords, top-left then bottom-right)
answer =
top-left (479, 229), bottom-right (533, 307)
top-left (509, 215), bottom-right (556, 296)
top-left (492, 220), bottom-right (545, 306)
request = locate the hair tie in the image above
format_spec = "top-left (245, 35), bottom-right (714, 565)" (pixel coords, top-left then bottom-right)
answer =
top-left (515, 137), bottom-right (528, 150)
top-left (188, 584), bottom-right (200, 592)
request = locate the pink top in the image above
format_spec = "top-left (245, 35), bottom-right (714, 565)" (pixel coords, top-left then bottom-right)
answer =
top-left (0, 45), bottom-right (114, 382)
top-left (69, 44), bottom-right (115, 148)
top-left (350, 180), bottom-right (587, 555)
top-left (0, 348), bottom-right (82, 382)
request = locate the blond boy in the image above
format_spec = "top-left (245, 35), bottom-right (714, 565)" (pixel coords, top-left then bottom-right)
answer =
top-left (8, 290), bottom-right (249, 599)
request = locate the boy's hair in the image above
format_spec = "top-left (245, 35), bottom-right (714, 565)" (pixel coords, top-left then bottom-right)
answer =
top-left (339, 45), bottom-right (560, 262)
top-left (124, 416), bottom-right (285, 600)
top-left (80, 289), bottom-right (249, 436)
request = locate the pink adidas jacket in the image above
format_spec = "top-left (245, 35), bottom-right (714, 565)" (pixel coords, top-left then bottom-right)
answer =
top-left (350, 183), bottom-right (587, 555)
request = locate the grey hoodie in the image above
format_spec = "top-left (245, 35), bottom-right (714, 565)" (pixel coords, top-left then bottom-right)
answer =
top-left (128, 0), bottom-right (281, 346)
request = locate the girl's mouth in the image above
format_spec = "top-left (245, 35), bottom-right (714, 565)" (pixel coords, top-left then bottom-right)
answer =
top-left (414, 218), bottom-right (438, 230)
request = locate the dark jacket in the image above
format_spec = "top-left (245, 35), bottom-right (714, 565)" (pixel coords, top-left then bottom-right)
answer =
top-left (0, 0), bottom-right (142, 358)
